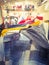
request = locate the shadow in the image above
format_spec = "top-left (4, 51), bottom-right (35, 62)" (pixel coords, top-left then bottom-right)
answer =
top-left (0, 61), bottom-right (5, 65)
top-left (29, 50), bottom-right (47, 64)
top-left (4, 39), bottom-right (31, 65)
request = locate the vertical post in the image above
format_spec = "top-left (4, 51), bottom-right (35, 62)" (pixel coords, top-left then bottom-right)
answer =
top-left (0, 6), bottom-right (3, 24)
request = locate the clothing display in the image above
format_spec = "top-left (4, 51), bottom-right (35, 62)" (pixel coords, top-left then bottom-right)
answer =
top-left (0, 0), bottom-right (49, 65)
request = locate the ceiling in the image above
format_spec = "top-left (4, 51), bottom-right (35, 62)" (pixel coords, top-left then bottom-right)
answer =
top-left (0, 0), bottom-right (15, 5)
top-left (0, 0), bottom-right (48, 7)
top-left (0, 0), bottom-right (40, 6)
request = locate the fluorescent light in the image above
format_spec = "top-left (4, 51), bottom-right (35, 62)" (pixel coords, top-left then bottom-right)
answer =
top-left (37, 0), bottom-right (47, 6)
top-left (42, 0), bottom-right (47, 4)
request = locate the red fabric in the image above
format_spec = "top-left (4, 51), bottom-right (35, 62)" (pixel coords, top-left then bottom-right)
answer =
top-left (19, 19), bottom-right (35, 24)
top-left (18, 16), bottom-right (35, 24)
top-left (26, 17), bottom-right (31, 20)
top-left (26, 20), bottom-right (34, 24)
top-left (17, 5), bottom-right (22, 8)
top-left (18, 20), bottom-right (26, 24)
top-left (36, 16), bottom-right (43, 20)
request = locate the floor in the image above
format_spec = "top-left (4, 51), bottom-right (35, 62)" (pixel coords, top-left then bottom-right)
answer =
top-left (0, 23), bottom-right (48, 65)
top-left (0, 35), bottom-right (47, 65)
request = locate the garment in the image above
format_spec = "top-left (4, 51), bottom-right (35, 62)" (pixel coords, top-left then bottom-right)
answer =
top-left (21, 24), bottom-right (49, 49)
top-left (20, 24), bottom-right (49, 65)
top-left (2, 23), bottom-right (49, 65)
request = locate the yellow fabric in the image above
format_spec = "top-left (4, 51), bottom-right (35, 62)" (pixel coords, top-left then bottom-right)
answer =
top-left (1, 21), bottom-right (41, 37)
